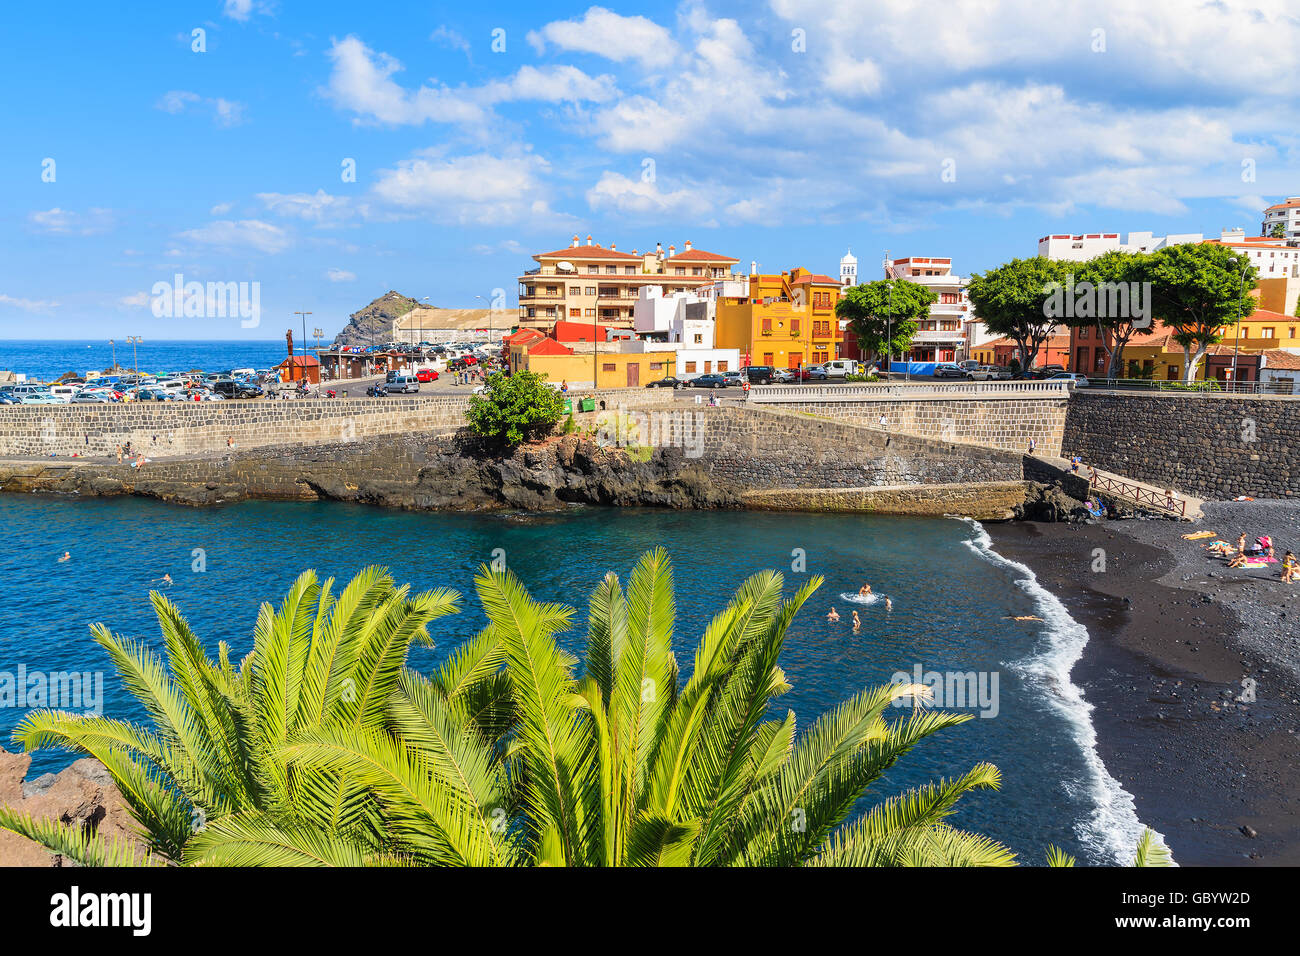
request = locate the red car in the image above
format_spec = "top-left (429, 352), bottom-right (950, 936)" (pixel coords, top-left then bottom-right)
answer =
top-left (415, 368), bottom-right (439, 382)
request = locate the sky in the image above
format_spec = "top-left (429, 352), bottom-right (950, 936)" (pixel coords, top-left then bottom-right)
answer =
top-left (3, 0), bottom-right (1299, 340)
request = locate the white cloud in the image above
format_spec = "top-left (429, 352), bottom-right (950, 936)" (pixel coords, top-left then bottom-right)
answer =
top-left (120, 292), bottom-right (150, 307)
top-left (430, 26), bottom-right (471, 56)
top-left (0, 293), bottom-right (58, 312)
top-left (586, 172), bottom-right (714, 217)
top-left (527, 7), bottom-right (678, 67)
top-left (222, 0), bottom-right (270, 22)
top-left (177, 219), bottom-right (291, 254)
top-left (257, 189), bottom-right (357, 223)
top-left (29, 207), bottom-right (115, 235)
top-left (326, 269), bottom-right (356, 282)
top-left (371, 152), bottom-right (557, 225)
top-left (156, 90), bottom-right (246, 126)
top-left (486, 65), bottom-right (618, 104)
top-left (210, 202), bottom-right (234, 215)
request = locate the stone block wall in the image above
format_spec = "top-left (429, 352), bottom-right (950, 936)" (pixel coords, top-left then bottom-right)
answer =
top-left (1063, 392), bottom-right (1299, 500)
top-left (747, 396), bottom-right (1068, 456)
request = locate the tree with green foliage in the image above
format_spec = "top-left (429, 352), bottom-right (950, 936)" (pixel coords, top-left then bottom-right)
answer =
top-left (466, 369), bottom-right (566, 446)
top-left (1147, 243), bottom-right (1256, 383)
top-left (835, 279), bottom-right (937, 368)
top-left (1066, 250), bottom-right (1157, 380)
top-left (1, 556), bottom-right (1026, 867)
top-left (965, 257), bottom-right (1068, 374)
top-left (1270, 222), bottom-right (1287, 239)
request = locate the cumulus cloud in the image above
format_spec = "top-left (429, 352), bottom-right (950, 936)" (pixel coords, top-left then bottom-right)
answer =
top-left (28, 207), bottom-right (115, 235)
top-left (0, 293), bottom-right (59, 312)
top-left (372, 151), bottom-right (560, 225)
top-left (586, 172), bottom-right (714, 217)
top-left (177, 219), bottom-right (291, 254)
top-left (527, 7), bottom-right (678, 67)
top-left (257, 189), bottom-right (358, 224)
top-left (326, 268), bottom-right (356, 282)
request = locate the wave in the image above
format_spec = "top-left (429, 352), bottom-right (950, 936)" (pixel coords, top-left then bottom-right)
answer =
top-left (955, 516), bottom-right (1176, 866)
top-left (838, 591), bottom-right (883, 605)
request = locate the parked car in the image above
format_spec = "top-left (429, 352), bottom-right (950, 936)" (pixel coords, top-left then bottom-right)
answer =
top-left (71, 390), bottom-right (114, 403)
top-left (1026, 364), bottom-right (1066, 380)
top-left (1049, 372), bottom-right (1090, 388)
top-left (722, 370), bottom-right (745, 387)
top-left (800, 365), bottom-right (828, 381)
top-left (933, 363), bottom-right (966, 379)
top-left (17, 392), bottom-right (63, 404)
top-left (645, 376), bottom-right (684, 389)
top-left (415, 369), bottom-right (439, 383)
top-left (957, 360), bottom-right (981, 371)
top-left (691, 374), bottom-right (730, 388)
top-left (822, 359), bottom-right (859, 379)
top-left (772, 369), bottom-right (798, 383)
top-left (212, 379), bottom-right (263, 399)
top-left (966, 365), bottom-right (1012, 381)
top-left (388, 374), bottom-right (420, 394)
top-left (740, 365), bottom-right (777, 385)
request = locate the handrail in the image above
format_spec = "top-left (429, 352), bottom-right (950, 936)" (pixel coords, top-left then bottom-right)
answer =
top-left (747, 381), bottom-right (1072, 401)
top-left (1086, 377), bottom-right (1296, 396)
top-left (1090, 472), bottom-right (1186, 517)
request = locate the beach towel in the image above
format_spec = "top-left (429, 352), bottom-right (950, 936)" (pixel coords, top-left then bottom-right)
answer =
top-left (1182, 531), bottom-right (1217, 540)
top-left (1240, 560), bottom-right (1269, 569)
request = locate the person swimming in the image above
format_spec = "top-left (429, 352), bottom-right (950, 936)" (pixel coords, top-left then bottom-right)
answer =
top-left (1004, 615), bottom-right (1044, 622)
top-left (57, 551), bottom-right (70, 563)
top-left (858, 584), bottom-right (872, 596)
top-left (851, 610), bottom-right (861, 629)
top-left (884, 597), bottom-right (892, 612)
top-left (826, 608), bottom-right (840, 623)
top-left (152, 573), bottom-right (174, 587)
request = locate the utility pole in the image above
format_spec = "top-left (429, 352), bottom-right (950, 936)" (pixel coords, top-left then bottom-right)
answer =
top-left (127, 335), bottom-right (142, 375)
top-left (294, 311), bottom-right (312, 384)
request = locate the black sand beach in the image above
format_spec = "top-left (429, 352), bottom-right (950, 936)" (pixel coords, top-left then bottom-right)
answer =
top-left (989, 502), bottom-right (1300, 866)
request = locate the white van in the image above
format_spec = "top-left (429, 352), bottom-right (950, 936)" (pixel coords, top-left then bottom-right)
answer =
top-left (155, 379), bottom-right (187, 393)
top-left (49, 384), bottom-right (81, 402)
top-left (823, 359), bottom-right (860, 378)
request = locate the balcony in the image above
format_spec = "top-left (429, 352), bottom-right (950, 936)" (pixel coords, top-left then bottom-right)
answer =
top-left (520, 292), bottom-right (565, 302)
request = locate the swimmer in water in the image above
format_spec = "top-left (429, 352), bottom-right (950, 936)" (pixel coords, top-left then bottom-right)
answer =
top-left (57, 551), bottom-right (71, 563)
top-left (827, 608), bottom-right (840, 623)
top-left (152, 573), bottom-right (174, 587)
top-left (858, 584), bottom-right (872, 596)
top-left (851, 610), bottom-right (861, 628)
top-left (1003, 615), bottom-right (1043, 622)
top-left (884, 597), bottom-right (892, 612)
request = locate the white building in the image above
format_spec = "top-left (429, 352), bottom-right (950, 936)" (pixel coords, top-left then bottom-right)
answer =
top-left (1209, 228), bottom-right (1300, 278)
top-left (840, 249), bottom-right (858, 288)
top-left (1037, 230), bottom-right (1203, 261)
top-left (629, 285), bottom-right (740, 379)
top-left (1261, 198), bottom-right (1300, 239)
top-left (886, 256), bottom-right (970, 363)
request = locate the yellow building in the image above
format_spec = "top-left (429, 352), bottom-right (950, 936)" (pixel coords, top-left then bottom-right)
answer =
top-left (714, 267), bottom-right (843, 369)
top-left (518, 236), bottom-right (739, 330)
top-left (524, 349), bottom-right (677, 389)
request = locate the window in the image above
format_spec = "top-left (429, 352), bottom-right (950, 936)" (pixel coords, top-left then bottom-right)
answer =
top-left (791, 319), bottom-right (800, 334)
top-left (569, 287), bottom-right (581, 296)
top-left (585, 286), bottom-right (596, 295)
top-left (625, 266), bottom-right (636, 274)
top-left (1290, 327), bottom-right (1296, 338)
top-left (763, 353), bottom-right (774, 365)
top-left (761, 318), bottom-right (772, 333)
top-left (649, 363), bottom-right (663, 370)
top-left (569, 308), bottom-right (581, 318)
top-left (704, 361), bottom-right (712, 372)
top-left (585, 309), bottom-right (596, 317)
top-left (717, 361), bottom-right (728, 372)
top-left (1079, 327), bottom-right (1089, 339)
top-left (1262, 327), bottom-right (1275, 338)
top-left (587, 265), bottom-right (598, 273)
top-left (602, 363), bottom-right (616, 372)
top-left (685, 361), bottom-right (697, 373)
top-left (693, 334), bottom-right (703, 344)
top-left (674, 267), bottom-right (686, 275)
top-left (605, 266), bottom-right (616, 274)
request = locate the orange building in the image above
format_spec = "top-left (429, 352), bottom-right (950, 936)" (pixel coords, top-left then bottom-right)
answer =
top-left (714, 267), bottom-right (842, 370)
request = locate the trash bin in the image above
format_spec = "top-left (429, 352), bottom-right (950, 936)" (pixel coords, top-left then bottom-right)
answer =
top-left (562, 399), bottom-right (573, 415)
top-left (579, 398), bottom-right (595, 413)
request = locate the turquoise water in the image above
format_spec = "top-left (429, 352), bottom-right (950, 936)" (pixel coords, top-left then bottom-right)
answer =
top-left (0, 496), bottom-right (1150, 864)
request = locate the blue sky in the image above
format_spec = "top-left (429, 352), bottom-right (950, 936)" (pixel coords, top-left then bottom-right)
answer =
top-left (3, 0), bottom-right (1299, 340)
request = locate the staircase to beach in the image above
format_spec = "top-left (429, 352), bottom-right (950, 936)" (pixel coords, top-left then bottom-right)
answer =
top-left (1035, 455), bottom-right (1204, 520)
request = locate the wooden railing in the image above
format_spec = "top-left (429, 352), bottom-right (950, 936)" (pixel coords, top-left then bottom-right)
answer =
top-left (1090, 472), bottom-right (1186, 517)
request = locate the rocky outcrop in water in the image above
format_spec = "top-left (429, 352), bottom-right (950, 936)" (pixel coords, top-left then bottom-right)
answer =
top-left (0, 748), bottom-right (144, 866)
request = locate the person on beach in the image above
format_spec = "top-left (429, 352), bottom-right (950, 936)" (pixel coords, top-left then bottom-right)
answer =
top-left (1282, 552), bottom-right (1298, 583)
top-left (57, 551), bottom-right (70, 563)
top-left (1070, 456), bottom-right (1081, 474)
top-left (827, 608), bottom-right (840, 623)
top-left (1237, 533), bottom-right (1248, 556)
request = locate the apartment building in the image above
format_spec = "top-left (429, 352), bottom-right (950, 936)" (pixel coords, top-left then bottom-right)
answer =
top-left (628, 285), bottom-right (739, 379)
top-left (1037, 230), bottom-right (1203, 260)
top-left (714, 267), bottom-right (842, 369)
top-left (1261, 198), bottom-right (1300, 239)
top-left (1205, 229), bottom-right (1300, 280)
top-left (516, 236), bottom-right (739, 330)
top-left (885, 256), bottom-right (970, 363)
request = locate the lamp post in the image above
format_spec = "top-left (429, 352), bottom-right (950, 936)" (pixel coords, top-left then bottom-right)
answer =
top-left (1229, 259), bottom-right (1252, 392)
top-left (108, 339), bottom-right (116, 371)
top-left (294, 311), bottom-right (312, 384)
top-left (126, 336), bottom-right (142, 375)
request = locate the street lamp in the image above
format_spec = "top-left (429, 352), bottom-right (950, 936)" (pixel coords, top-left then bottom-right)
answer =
top-left (126, 336), bottom-right (142, 375)
top-left (294, 311), bottom-right (312, 384)
top-left (1230, 259), bottom-right (1253, 392)
top-left (108, 339), bottom-right (116, 371)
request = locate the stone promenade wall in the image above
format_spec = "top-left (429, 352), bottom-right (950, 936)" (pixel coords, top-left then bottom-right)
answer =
top-left (1063, 392), bottom-right (1299, 500)
top-left (0, 388), bottom-right (678, 459)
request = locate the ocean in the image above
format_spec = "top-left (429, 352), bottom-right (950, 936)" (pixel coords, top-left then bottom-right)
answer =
top-left (0, 496), bottom-right (1161, 865)
top-left (0, 340), bottom-right (296, 382)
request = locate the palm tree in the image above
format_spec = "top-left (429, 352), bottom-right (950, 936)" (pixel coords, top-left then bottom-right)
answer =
top-left (1, 552), bottom-right (1015, 866)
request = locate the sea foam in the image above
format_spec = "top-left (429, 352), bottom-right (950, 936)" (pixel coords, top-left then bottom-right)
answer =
top-left (956, 517), bottom-right (1176, 866)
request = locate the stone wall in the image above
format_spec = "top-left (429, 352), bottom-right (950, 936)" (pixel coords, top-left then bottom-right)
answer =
top-left (0, 388), bottom-right (679, 459)
top-left (745, 394), bottom-right (1068, 456)
top-left (1063, 392), bottom-right (1299, 500)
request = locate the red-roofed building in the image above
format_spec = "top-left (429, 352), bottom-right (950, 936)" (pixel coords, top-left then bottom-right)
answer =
top-left (1262, 197), bottom-right (1300, 240)
top-left (518, 236), bottom-right (739, 331)
top-left (550, 319), bottom-right (633, 343)
top-left (276, 354), bottom-right (320, 384)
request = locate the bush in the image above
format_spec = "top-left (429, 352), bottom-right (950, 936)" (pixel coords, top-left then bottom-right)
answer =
top-left (465, 370), bottom-right (566, 446)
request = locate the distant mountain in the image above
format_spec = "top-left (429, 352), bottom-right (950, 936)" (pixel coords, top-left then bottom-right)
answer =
top-left (331, 291), bottom-right (421, 347)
